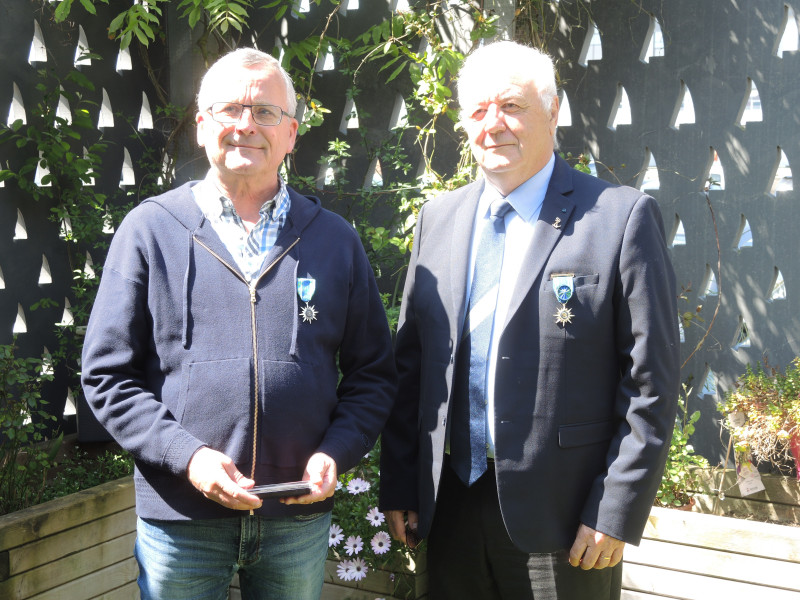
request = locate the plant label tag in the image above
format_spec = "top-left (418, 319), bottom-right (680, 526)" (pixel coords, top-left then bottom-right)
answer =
top-left (737, 460), bottom-right (766, 496)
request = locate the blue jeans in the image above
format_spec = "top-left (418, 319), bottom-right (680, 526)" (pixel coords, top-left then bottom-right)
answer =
top-left (135, 512), bottom-right (331, 600)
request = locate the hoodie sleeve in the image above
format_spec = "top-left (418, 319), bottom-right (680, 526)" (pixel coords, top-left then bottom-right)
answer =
top-left (81, 205), bottom-right (207, 477)
top-left (314, 223), bottom-right (398, 474)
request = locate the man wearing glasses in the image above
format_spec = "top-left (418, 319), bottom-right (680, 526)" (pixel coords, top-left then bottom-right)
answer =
top-left (81, 48), bottom-right (396, 599)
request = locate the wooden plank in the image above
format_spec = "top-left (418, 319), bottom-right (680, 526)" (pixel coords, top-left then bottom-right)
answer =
top-left (324, 559), bottom-right (395, 595)
top-left (692, 494), bottom-right (800, 523)
top-left (27, 557), bottom-right (139, 600)
top-left (625, 538), bottom-right (800, 590)
top-left (9, 508), bottom-right (135, 575)
top-left (91, 580), bottom-right (140, 600)
top-left (692, 468), bottom-right (800, 508)
top-left (324, 558), bottom-right (426, 598)
top-left (623, 562), bottom-right (800, 600)
top-left (643, 506), bottom-right (800, 562)
top-left (321, 582), bottom-right (409, 600)
top-left (0, 533), bottom-right (135, 599)
top-left (621, 591), bottom-right (670, 600)
top-left (0, 478), bottom-right (135, 552)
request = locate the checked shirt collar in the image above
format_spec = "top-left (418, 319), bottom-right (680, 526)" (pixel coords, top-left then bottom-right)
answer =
top-left (193, 175), bottom-right (291, 282)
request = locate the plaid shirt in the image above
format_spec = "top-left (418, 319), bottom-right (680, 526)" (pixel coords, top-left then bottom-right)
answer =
top-left (192, 176), bottom-right (291, 282)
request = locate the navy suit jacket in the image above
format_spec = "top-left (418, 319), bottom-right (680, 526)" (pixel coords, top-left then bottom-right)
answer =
top-left (379, 154), bottom-right (680, 552)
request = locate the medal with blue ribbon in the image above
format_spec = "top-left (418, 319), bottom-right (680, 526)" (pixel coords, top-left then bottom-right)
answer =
top-left (551, 274), bottom-right (574, 327)
top-left (297, 277), bottom-right (318, 323)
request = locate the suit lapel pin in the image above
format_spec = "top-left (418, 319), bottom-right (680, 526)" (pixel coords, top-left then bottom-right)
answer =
top-left (552, 217), bottom-right (562, 230)
top-left (550, 273), bottom-right (575, 327)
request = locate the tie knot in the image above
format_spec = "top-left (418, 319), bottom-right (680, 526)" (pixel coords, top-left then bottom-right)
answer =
top-left (489, 199), bottom-right (512, 222)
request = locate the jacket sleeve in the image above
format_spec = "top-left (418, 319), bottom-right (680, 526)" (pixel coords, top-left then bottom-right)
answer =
top-left (80, 211), bottom-right (206, 477)
top-left (378, 205), bottom-right (426, 512)
top-left (314, 225), bottom-right (398, 474)
top-left (580, 194), bottom-right (681, 544)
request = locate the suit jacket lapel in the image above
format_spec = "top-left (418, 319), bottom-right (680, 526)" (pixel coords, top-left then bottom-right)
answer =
top-left (449, 181), bottom-right (484, 340)
top-left (503, 161), bottom-right (576, 328)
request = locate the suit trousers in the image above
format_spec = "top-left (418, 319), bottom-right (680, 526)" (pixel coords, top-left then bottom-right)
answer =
top-left (427, 459), bottom-right (622, 600)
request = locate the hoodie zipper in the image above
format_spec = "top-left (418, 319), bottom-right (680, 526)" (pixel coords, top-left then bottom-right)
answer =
top-left (193, 236), bottom-right (301, 488)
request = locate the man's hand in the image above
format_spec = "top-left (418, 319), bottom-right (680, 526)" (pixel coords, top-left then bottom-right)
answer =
top-left (568, 524), bottom-right (625, 570)
top-left (386, 509), bottom-right (420, 548)
top-left (281, 452), bottom-right (337, 505)
top-left (187, 447), bottom-right (262, 510)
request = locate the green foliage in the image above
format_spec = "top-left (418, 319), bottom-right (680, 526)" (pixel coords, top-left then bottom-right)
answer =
top-left (0, 341), bottom-right (60, 515)
top-left (178, 0), bottom-right (251, 36)
top-left (41, 447), bottom-right (134, 502)
top-left (720, 358), bottom-right (800, 472)
top-left (0, 66), bottom-right (135, 387)
top-left (655, 384), bottom-right (709, 508)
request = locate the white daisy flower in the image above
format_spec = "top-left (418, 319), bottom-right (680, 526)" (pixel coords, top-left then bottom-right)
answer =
top-left (335, 480), bottom-right (342, 491)
top-left (366, 507), bottom-right (385, 526)
top-left (336, 559), bottom-right (353, 581)
top-left (347, 478), bottom-right (371, 494)
top-left (329, 523), bottom-right (344, 547)
top-left (344, 534), bottom-right (363, 556)
top-left (350, 557), bottom-right (368, 581)
top-left (371, 531), bottom-right (391, 555)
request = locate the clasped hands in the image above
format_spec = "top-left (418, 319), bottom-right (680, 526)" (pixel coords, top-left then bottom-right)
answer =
top-left (186, 447), bottom-right (337, 510)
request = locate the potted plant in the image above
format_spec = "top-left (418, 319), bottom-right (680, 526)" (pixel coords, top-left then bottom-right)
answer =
top-left (720, 357), bottom-right (800, 479)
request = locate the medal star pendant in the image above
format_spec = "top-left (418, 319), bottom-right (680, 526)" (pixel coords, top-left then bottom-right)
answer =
top-left (300, 302), bottom-right (318, 323)
top-left (554, 303), bottom-right (573, 327)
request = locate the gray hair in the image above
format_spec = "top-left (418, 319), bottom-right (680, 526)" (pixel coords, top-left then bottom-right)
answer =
top-left (457, 40), bottom-right (558, 117)
top-left (197, 48), bottom-right (297, 116)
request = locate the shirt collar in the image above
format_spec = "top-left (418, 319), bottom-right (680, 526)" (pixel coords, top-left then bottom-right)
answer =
top-left (479, 153), bottom-right (556, 223)
top-left (193, 174), bottom-right (290, 222)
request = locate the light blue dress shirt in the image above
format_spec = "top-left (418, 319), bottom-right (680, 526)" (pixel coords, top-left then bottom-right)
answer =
top-left (465, 154), bottom-right (556, 457)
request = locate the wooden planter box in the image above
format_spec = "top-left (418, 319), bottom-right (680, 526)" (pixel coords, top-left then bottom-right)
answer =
top-left (3, 473), bottom-right (798, 600)
top-left (320, 552), bottom-right (427, 600)
top-left (0, 476), bottom-right (137, 600)
top-left (690, 467), bottom-right (800, 522)
top-left (623, 505), bottom-right (800, 599)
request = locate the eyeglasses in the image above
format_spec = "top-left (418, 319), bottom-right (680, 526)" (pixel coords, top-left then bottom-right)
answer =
top-left (207, 102), bottom-right (292, 126)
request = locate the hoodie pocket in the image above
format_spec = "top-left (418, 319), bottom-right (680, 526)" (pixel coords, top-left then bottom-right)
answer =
top-left (258, 359), bottom-right (337, 467)
top-left (176, 358), bottom-right (253, 458)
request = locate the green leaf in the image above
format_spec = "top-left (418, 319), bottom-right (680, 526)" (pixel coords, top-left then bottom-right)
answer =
top-left (134, 27), bottom-right (149, 46)
top-left (109, 12), bottom-right (127, 35)
top-left (139, 22), bottom-right (155, 41)
top-left (79, 0), bottom-right (98, 15)
top-left (385, 62), bottom-right (406, 84)
top-left (54, 0), bottom-right (76, 23)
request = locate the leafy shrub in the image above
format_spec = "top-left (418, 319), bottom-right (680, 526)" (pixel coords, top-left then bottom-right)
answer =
top-left (0, 341), bottom-right (60, 515)
top-left (655, 384), bottom-right (709, 508)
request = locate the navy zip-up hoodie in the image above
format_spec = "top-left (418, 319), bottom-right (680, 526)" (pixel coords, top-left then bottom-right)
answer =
top-left (81, 182), bottom-right (397, 520)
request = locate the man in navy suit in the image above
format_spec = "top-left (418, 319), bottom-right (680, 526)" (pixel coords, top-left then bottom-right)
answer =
top-left (379, 41), bottom-right (680, 598)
